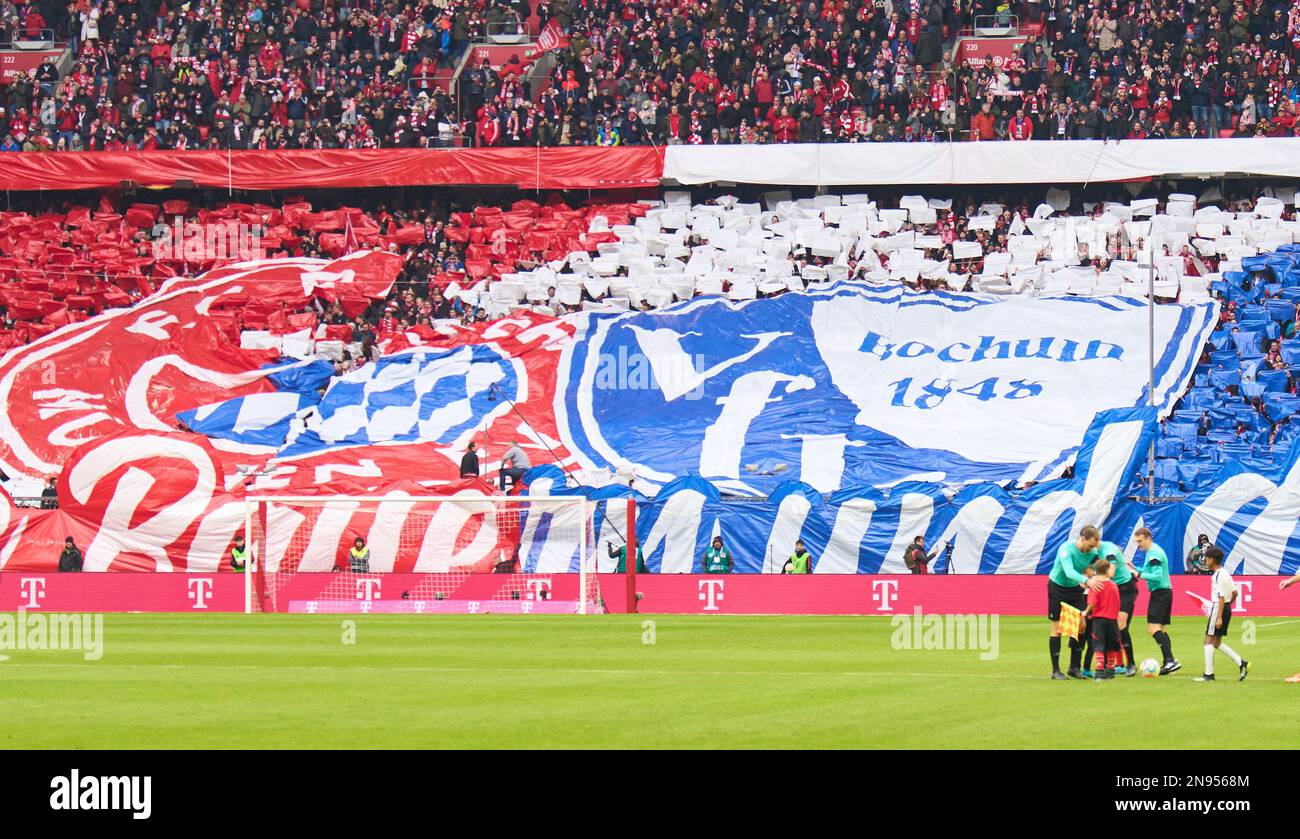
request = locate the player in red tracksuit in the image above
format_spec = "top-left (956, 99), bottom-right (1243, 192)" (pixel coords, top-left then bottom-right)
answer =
top-left (1084, 559), bottom-right (1123, 680)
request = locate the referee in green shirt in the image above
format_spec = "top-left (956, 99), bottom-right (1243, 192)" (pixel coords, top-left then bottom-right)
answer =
top-left (1131, 527), bottom-right (1181, 675)
top-left (1048, 525), bottom-right (1104, 680)
top-left (1096, 538), bottom-right (1137, 675)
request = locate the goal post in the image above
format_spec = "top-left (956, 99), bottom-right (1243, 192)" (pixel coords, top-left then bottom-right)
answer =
top-left (244, 494), bottom-right (601, 615)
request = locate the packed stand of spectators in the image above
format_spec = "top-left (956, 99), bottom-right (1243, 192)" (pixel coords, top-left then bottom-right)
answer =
top-left (7, 0), bottom-right (1300, 149)
top-left (0, 0), bottom-right (533, 151)
top-left (521, 0), bottom-right (963, 145)
top-left (959, 0), bottom-right (1300, 140)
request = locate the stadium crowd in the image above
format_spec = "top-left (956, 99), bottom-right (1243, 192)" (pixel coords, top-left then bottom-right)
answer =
top-left (1, 183), bottom-right (1294, 332)
top-left (5, 183), bottom-right (1300, 490)
top-left (4, 0), bottom-right (1300, 150)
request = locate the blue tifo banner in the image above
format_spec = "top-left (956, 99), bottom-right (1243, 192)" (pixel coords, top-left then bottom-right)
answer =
top-left (522, 408), bottom-right (1300, 578)
top-left (562, 284), bottom-right (1217, 494)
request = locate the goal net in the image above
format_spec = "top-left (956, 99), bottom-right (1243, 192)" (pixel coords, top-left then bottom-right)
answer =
top-left (245, 495), bottom-right (602, 614)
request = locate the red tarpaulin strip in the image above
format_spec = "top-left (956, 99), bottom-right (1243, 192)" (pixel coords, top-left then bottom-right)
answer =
top-left (0, 147), bottom-right (666, 192)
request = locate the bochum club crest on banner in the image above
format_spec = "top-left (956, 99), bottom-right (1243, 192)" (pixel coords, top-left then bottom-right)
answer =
top-left (559, 283), bottom-right (1215, 495)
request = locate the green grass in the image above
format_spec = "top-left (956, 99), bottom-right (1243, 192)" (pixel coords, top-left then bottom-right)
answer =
top-left (2, 614), bottom-right (1299, 748)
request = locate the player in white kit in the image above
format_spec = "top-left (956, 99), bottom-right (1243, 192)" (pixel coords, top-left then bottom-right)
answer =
top-left (1192, 547), bottom-right (1249, 682)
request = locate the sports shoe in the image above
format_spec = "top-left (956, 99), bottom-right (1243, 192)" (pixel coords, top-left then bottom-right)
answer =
top-left (1051, 670), bottom-right (1067, 681)
top-left (1239, 660), bottom-right (1249, 682)
top-left (1160, 660), bottom-right (1182, 676)
top-left (1124, 666), bottom-right (1137, 678)
top-left (1067, 668), bottom-right (1086, 680)
top-left (1193, 673), bottom-right (1216, 682)
top-left (1082, 668), bottom-right (1095, 678)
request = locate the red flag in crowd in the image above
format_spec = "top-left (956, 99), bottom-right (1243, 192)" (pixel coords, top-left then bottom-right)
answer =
top-left (538, 19), bottom-right (567, 52)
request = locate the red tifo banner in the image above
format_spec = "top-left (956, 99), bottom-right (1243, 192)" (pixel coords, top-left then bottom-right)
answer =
top-left (0, 243), bottom-right (614, 573)
top-left (0, 147), bottom-right (666, 192)
top-left (0, 251), bottom-right (403, 478)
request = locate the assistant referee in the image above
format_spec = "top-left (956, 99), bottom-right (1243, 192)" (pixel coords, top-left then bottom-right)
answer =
top-left (1048, 525), bottom-right (1104, 680)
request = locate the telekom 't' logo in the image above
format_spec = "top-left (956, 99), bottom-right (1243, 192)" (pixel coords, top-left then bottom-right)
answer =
top-left (872, 579), bottom-right (899, 612)
top-left (187, 578), bottom-right (213, 609)
top-left (355, 579), bottom-right (382, 612)
top-left (699, 579), bottom-right (724, 611)
top-left (1236, 581), bottom-right (1253, 613)
top-left (19, 577), bottom-right (46, 609)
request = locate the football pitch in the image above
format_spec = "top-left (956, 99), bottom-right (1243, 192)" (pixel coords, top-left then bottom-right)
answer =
top-left (2, 614), bottom-right (1299, 749)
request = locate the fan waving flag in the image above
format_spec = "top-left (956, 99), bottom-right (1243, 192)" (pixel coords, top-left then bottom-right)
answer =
top-left (538, 19), bottom-right (567, 52)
